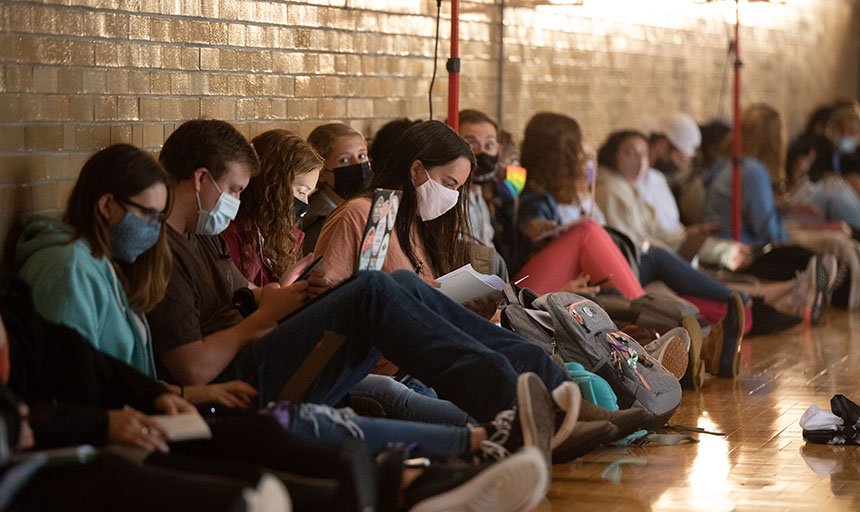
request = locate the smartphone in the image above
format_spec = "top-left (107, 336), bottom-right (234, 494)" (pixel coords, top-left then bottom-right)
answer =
top-left (588, 274), bottom-right (612, 287)
top-left (296, 256), bottom-right (323, 282)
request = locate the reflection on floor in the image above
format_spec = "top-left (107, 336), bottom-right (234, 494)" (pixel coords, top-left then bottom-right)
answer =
top-left (544, 310), bottom-right (860, 512)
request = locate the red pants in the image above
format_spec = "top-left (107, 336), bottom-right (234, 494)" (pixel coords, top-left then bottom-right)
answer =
top-left (515, 221), bottom-right (645, 298)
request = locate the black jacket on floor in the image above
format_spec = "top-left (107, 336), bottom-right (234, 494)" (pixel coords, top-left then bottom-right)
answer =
top-left (1, 270), bottom-right (166, 449)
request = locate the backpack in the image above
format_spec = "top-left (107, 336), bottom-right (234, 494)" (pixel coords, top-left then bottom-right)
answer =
top-left (595, 290), bottom-right (700, 334)
top-left (500, 286), bottom-right (681, 427)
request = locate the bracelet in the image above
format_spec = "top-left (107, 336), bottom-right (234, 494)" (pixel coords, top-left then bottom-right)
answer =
top-left (179, 385), bottom-right (185, 398)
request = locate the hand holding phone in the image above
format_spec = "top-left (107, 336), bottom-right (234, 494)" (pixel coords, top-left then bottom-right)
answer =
top-left (296, 256), bottom-right (323, 282)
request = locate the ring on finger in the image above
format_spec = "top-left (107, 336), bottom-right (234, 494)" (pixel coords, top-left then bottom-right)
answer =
top-left (141, 426), bottom-right (149, 436)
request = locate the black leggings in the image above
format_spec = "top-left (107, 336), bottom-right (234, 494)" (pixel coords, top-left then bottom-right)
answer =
top-left (745, 246), bottom-right (816, 281)
top-left (10, 452), bottom-right (250, 512)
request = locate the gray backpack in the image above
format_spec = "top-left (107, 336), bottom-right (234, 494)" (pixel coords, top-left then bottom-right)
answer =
top-left (501, 286), bottom-right (681, 427)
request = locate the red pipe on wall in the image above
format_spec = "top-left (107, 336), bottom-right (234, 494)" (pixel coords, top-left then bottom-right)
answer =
top-left (731, 0), bottom-right (742, 241)
top-left (447, 0), bottom-right (460, 131)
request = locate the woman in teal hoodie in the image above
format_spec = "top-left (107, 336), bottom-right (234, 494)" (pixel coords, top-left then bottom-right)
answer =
top-left (14, 144), bottom-right (256, 407)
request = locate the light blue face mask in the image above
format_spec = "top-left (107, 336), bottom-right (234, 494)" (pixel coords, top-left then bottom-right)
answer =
top-left (110, 211), bottom-right (161, 263)
top-left (196, 173), bottom-right (240, 236)
top-left (838, 137), bottom-right (857, 154)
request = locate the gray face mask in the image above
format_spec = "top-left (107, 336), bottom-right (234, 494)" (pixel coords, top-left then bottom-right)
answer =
top-left (196, 173), bottom-right (240, 236)
top-left (110, 211), bottom-right (161, 263)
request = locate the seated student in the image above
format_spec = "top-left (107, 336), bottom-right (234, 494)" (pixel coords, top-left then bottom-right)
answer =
top-left (703, 104), bottom-right (836, 318)
top-left (223, 129), bottom-right (322, 287)
top-left (0, 271), bottom-right (549, 512)
top-left (639, 112), bottom-right (701, 233)
top-left (457, 109), bottom-right (500, 248)
top-left (303, 123), bottom-right (372, 254)
top-left (807, 102), bottom-right (860, 198)
top-left (314, 120), bottom-right (652, 439)
top-left (510, 113), bottom-right (746, 381)
top-left (10, 142), bottom-right (551, 461)
top-left (369, 117), bottom-right (421, 172)
top-left (784, 133), bottom-right (860, 236)
top-left (146, 118), bottom-right (619, 469)
top-left (224, 128), bottom-right (472, 427)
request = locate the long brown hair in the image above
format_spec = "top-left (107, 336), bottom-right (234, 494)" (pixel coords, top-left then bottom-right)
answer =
top-left (242, 130), bottom-right (324, 278)
top-left (722, 104), bottom-right (785, 183)
top-left (366, 120), bottom-right (474, 276)
top-left (521, 112), bottom-right (585, 204)
top-left (64, 144), bottom-right (172, 312)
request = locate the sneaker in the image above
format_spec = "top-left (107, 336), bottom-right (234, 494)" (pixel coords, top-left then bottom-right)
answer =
top-left (551, 420), bottom-right (619, 464)
top-left (747, 296), bottom-right (801, 336)
top-left (792, 256), bottom-right (821, 322)
top-left (680, 314), bottom-right (705, 389)
top-left (242, 474), bottom-right (292, 512)
top-left (643, 327), bottom-right (690, 380)
top-left (720, 292), bottom-right (745, 377)
top-left (479, 373), bottom-right (554, 492)
top-left (576, 400), bottom-right (654, 439)
top-left (549, 381), bottom-right (581, 449)
top-left (406, 447), bottom-right (548, 512)
top-left (812, 255), bottom-right (834, 324)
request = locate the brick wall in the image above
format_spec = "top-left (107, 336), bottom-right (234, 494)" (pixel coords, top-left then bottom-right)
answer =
top-left (1, 0), bottom-right (858, 251)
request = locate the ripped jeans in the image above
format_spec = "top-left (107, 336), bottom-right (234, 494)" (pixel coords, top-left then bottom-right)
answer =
top-left (264, 402), bottom-right (471, 456)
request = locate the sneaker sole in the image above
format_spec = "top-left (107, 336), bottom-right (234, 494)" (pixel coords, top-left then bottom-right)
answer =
top-left (654, 335), bottom-right (689, 380)
top-left (409, 447), bottom-right (548, 512)
top-left (550, 381), bottom-right (581, 449)
top-left (680, 315), bottom-right (704, 389)
top-left (516, 373), bottom-right (553, 491)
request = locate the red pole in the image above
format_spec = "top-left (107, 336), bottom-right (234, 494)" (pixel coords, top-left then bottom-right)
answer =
top-left (731, 0), bottom-right (742, 241)
top-left (447, 0), bottom-right (460, 131)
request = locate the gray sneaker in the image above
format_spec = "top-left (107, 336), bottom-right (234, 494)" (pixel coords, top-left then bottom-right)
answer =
top-left (479, 373), bottom-right (554, 493)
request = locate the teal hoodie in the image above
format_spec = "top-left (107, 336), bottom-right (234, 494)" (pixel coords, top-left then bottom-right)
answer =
top-left (13, 216), bottom-right (158, 377)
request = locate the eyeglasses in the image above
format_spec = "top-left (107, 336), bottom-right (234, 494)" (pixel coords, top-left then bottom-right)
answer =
top-left (119, 198), bottom-right (167, 224)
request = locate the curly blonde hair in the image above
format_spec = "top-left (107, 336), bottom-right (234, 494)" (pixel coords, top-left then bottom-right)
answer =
top-left (239, 130), bottom-right (324, 278)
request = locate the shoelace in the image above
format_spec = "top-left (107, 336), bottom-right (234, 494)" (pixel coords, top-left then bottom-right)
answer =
top-left (479, 409), bottom-right (516, 461)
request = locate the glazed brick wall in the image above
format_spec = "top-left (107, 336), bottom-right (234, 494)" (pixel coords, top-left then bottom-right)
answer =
top-left (1, 0), bottom-right (858, 248)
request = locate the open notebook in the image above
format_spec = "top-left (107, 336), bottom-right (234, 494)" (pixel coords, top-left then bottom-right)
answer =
top-left (436, 264), bottom-right (506, 304)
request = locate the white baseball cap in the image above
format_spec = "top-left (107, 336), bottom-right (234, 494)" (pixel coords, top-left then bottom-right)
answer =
top-left (658, 112), bottom-right (702, 157)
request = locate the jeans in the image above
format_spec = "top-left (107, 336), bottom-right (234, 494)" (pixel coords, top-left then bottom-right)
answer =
top-left (220, 270), bottom-right (569, 422)
top-left (287, 403), bottom-right (471, 456)
top-left (639, 247), bottom-right (742, 303)
top-left (386, 270), bottom-right (570, 394)
top-left (349, 375), bottom-right (473, 426)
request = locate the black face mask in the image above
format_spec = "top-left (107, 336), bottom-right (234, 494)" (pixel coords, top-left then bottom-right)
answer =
top-left (332, 161), bottom-right (373, 199)
top-left (473, 153), bottom-right (499, 183)
top-left (652, 158), bottom-right (680, 177)
top-left (293, 197), bottom-right (309, 223)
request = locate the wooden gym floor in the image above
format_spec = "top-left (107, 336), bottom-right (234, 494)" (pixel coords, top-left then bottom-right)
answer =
top-left (544, 309), bottom-right (860, 512)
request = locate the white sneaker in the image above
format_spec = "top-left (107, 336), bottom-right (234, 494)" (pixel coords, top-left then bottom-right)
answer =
top-left (409, 447), bottom-right (548, 512)
top-left (242, 474), bottom-right (291, 512)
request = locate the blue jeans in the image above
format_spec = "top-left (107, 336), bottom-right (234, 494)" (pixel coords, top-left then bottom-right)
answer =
top-left (349, 375), bottom-right (473, 426)
top-left (220, 270), bottom-right (569, 422)
top-left (287, 403), bottom-right (470, 456)
top-left (639, 247), bottom-right (742, 303)
top-left (809, 185), bottom-right (860, 230)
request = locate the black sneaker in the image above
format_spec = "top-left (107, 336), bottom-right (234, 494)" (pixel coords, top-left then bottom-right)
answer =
top-left (479, 373), bottom-right (554, 493)
top-left (747, 296), bottom-right (801, 336)
top-left (405, 447), bottom-right (548, 512)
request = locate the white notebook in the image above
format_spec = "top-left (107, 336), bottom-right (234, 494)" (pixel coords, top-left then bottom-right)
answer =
top-left (150, 411), bottom-right (212, 442)
top-left (436, 264), bottom-right (506, 304)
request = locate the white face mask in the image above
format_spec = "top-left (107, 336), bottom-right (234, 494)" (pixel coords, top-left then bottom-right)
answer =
top-left (414, 168), bottom-right (459, 222)
top-left (196, 172), bottom-right (240, 235)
